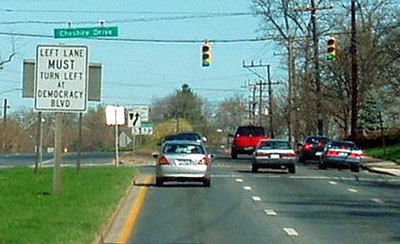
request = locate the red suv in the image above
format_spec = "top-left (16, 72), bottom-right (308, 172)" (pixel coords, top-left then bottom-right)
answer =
top-left (231, 126), bottom-right (267, 159)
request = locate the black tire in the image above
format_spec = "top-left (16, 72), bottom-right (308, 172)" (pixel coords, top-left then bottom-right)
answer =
top-left (231, 150), bottom-right (238, 159)
top-left (252, 165), bottom-right (258, 173)
top-left (318, 162), bottom-right (327, 170)
top-left (203, 178), bottom-right (211, 187)
top-left (288, 165), bottom-right (296, 174)
top-left (351, 166), bottom-right (360, 173)
top-left (156, 177), bottom-right (163, 186)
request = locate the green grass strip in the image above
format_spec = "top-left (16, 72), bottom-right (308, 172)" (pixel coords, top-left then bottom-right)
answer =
top-left (365, 142), bottom-right (400, 163)
top-left (0, 167), bottom-right (137, 244)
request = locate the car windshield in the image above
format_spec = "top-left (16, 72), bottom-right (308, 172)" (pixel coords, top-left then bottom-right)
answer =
top-left (327, 142), bottom-right (359, 150)
top-left (163, 143), bottom-right (205, 154)
top-left (258, 141), bottom-right (291, 150)
top-left (236, 127), bottom-right (265, 136)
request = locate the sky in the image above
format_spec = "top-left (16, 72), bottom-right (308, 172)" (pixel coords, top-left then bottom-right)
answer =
top-left (0, 0), bottom-right (284, 114)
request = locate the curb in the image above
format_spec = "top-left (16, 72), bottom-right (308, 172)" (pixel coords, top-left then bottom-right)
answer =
top-left (92, 174), bottom-right (142, 244)
top-left (361, 165), bottom-right (400, 177)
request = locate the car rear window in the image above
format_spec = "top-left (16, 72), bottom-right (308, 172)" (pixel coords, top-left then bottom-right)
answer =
top-left (236, 127), bottom-right (265, 136)
top-left (163, 144), bottom-right (205, 154)
top-left (328, 142), bottom-right (358, 150)
top-left (306, 137), bottom-right (330, 145)
top-left (259, 141), bottom-right (291, 150)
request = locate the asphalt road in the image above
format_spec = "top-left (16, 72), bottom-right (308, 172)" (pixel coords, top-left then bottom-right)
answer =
top-left (0, 151), bottom-right (115, 168)
top-left (128, 153), bottom-right (400, 244)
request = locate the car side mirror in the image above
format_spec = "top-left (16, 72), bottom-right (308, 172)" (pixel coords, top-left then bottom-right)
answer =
top-left (208, 154), bottom-right (214, 159)
top-left (202, 136), bottom-right (208, 143)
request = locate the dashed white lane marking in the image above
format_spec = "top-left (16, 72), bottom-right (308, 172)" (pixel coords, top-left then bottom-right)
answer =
top-left (264, 209), bottom-right (277, 216)
top-left (243, 186), bottom-right (252, 191)
top-left (283, 228), bottom-right (299, 236)
top-left (236, 179), bottom-right (243, 183)
top-left (329, 181), bottom-right (338, 185)
top-left (252, 196), bottom-right (261, 201)
top-left (348, 188), bottom-right (358, 193)
top-left (372, 198), bottom-right (384, 204)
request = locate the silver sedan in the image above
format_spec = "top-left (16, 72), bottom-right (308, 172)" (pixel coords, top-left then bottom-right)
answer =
top-left (153, 140), bottom-right (211, 187)
top-left (252, 139), bottom-right (296, 174)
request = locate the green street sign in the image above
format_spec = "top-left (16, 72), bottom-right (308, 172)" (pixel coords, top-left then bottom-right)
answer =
top-left (54, 26), bottom-right (118, 39)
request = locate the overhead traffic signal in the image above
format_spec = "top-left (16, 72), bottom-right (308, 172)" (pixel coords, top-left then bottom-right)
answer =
top-left (327, 36), bottom-right (337, 60)
top-left (202, 42), bottom-right (212, 67)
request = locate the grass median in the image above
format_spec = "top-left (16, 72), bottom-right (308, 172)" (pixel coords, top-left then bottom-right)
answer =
top-left (0, 166), bottom-right (137, 244)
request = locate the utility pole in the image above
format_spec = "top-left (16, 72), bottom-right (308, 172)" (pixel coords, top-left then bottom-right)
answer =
top-left (242, 81), bottom-right (257, 124)
top-left (3, 98), bottom-right (9, 122)
top-left (296, 2), bottom-right (333, 136)
top-left (243, 61), bottom-right (279, 137)
top-left (350, 0), bottom-right (359, 140)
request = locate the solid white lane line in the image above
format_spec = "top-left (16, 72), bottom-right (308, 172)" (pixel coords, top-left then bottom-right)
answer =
top-left (329, 181), bottom-right (338, 185)
top-left (243, 186), bottom-right (252, 190)
top-left (283, 228), bottom-right (299, 236)
top-left (372, 198), bottom-right (384, 204)
top-left (252, 196), bottom-right (261, 202)
top-left (347, 188), bottom-right (358, 193)
top-left (264, 209), bottom-right (277, 216)
top-left (236, 179), bottom-right (243, 183)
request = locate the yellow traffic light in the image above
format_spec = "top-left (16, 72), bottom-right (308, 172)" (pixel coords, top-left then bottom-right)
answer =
top-left (202, 42), bottom-right (212, 67)
top-left (327, 36), bottom-right (337, 60)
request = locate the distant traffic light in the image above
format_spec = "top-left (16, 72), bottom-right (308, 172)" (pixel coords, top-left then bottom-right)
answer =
top-left (327, 36), bottom-right (337, 60)
top-left (202, 42), bottom-right (212, 67)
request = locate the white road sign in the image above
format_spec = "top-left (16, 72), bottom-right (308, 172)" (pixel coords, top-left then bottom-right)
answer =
top-left (35, 45), bottom-right (88, 112)
top-left (106, 106), bottom-right (125, 126)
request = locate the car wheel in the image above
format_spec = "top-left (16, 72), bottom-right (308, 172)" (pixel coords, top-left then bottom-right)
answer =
top-left (318, 162), bottom-right (327, 170)
top-left (299, 156), bottom-right (305, 164)
top-left (252, 165), bottom-right (258, 173)
top-left (203, 178), bottom-right (211, 187)
top-left (288, 165), bottom-right (296, 174)
top-left (351, 166), bottom-right (360, 173)
top-left (231, 150), bottom-right (238, 159)
top-left (156, 177), bottom-right (163, 186)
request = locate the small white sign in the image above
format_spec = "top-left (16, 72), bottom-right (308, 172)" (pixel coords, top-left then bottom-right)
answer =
top-left (35, 45), bottom-right (88, 112)
top-left (106, 106), bottom-right (125, 126)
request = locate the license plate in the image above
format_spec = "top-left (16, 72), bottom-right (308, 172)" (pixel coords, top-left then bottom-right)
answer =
top-left (270, 154), bottom-right (280, 159)
top-left (244, 147), bottom-right (254, 151)
top-left (315, 152), bottom-right (323, 156)
top-left (177, 160), bottom-right (191, 165)
top-left (339, 152), bottom-right (348, 156)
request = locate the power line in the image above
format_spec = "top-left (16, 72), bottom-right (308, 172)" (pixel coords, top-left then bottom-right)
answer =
top-left (0, 12), bottom-right (260, 26)
top-left (0, 31), bottom-right (275, 43)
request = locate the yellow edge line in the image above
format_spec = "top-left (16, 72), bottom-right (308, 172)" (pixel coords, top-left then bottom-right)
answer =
top-left (117, 175), bottom-right (153, 243)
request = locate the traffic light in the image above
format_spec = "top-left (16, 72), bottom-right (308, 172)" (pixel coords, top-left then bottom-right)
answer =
top-left (327, 36), bottom-right (337, 60)
top-left (202, 42), bottom-right (212, 67)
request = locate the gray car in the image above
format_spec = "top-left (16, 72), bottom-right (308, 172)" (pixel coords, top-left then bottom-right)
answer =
top-left (154, 140), bottom-right (211, 187)
top-left (318, 140), bottom-right (362, 172)
top-left (252, 139), bottom-right (296, 174)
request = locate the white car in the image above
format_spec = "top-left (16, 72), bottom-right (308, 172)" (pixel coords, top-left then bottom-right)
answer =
top-left (153, 140), bottom-right (212, 187)
top-left (252, 139), bottom-right (296, 174)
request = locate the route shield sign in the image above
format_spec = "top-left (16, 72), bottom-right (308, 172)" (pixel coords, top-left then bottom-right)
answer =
top-left (35, 45), bottom-right (88, 112)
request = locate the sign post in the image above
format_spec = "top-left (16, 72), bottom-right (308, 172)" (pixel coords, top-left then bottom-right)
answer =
top-left (35, 44), bottom-right (88, 195)
top-left (106, 106), bottom-right (125, 167)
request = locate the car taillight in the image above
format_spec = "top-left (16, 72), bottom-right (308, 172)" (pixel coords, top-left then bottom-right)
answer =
top-left (198, 156), bottom-right (210, 165)
top-left (283, 153), bottom-right (296, 158)
top-left (256, 152), bottom-right (268, 157)
top-left (303, 143), bottom-right (312, 151)
top-left (318, 141), bottom-right (325, 147)
top-left (158, 156), bottom-right (170, 165)
top-left (327, 150), bottom-right (339, 156)
top-left (349, 152), bottom-right (361, 159)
